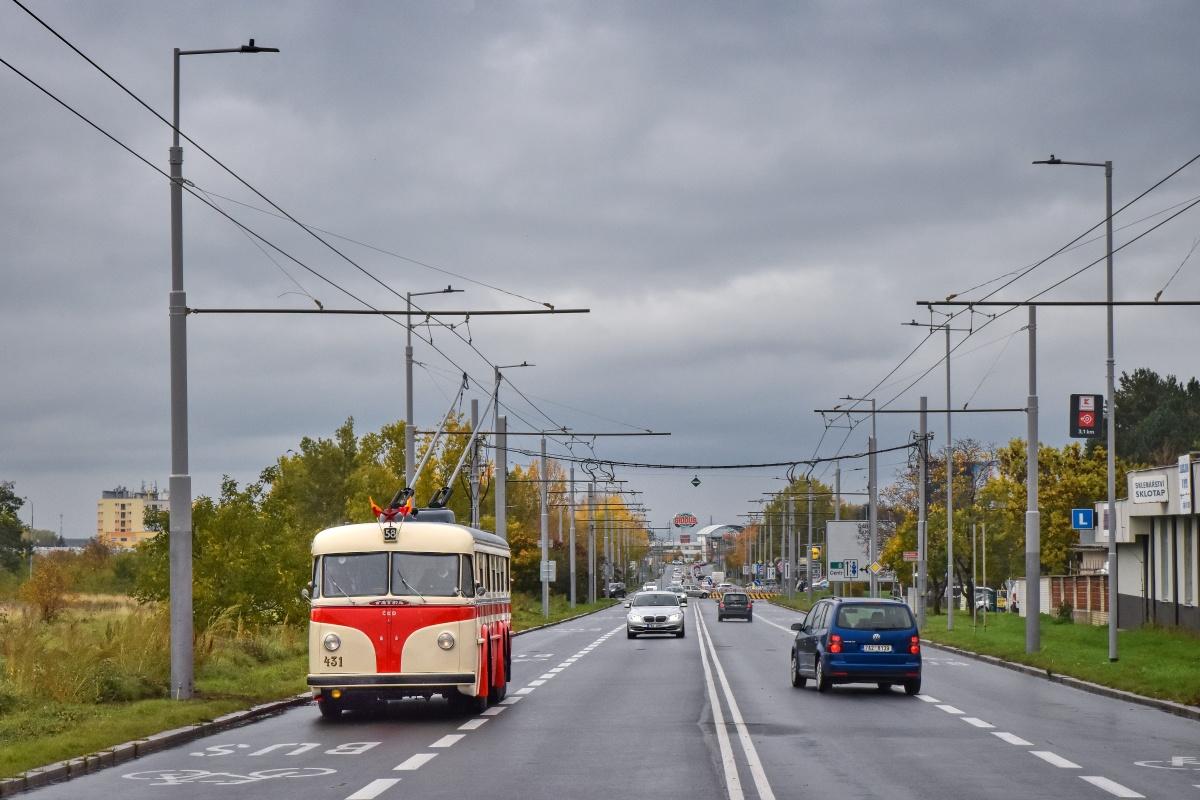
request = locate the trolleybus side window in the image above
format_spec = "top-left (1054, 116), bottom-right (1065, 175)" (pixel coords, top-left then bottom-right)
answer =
top-left (459, 555), bottom-right (475, 598)
top-left (324, 553), bottom-right (388, 597)
top-left (392, 553), bottom-right (460, 597)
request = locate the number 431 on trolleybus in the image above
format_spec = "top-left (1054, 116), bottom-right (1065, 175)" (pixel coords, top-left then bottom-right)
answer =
top-left (305, 506), bottom-right (511, 718)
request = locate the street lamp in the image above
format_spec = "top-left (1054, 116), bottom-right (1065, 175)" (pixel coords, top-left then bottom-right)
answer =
top-left (22, 497), bottom-right (32, 578)
top-left (842, 396), bottom-right (878, 598)
top-left (168, 38), bottom-right (277, 701)
top-left (1034, 154), bottom-right (1118, 662)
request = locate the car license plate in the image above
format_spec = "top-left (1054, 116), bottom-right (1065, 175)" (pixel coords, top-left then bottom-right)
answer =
top-left (862, 644), bottom-right (892, 652)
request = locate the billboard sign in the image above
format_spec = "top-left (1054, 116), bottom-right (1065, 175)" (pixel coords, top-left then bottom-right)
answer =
top-left (1070, 394), bottom-right (1104, 438)
top-left (673, 513), bottom-right (698, 528)
top-left (825, 520), bottom-right (893, 582)
top-left (1132, 474), bottom-right (1169, 504)
top-left (1180, 455), bottom-right (1193, 515)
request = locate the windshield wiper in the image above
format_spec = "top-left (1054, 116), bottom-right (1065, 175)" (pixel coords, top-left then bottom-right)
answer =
top-left (394, 569), bottom-right (427, 603)
top-left (326, 576), bottom-right (357, 606)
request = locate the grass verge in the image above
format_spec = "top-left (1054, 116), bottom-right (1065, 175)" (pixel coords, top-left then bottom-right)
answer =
top-left (0, 651), bottom-right (307, 778)
top-left (768, 591), bottom-right (832, 614)
top-left (920, 611), bottom-right (1200, 706)
top-left (511, 592), bottom-right (617, 631)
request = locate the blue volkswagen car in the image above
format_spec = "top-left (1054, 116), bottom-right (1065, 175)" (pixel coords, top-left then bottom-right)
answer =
top-left (789, 597), bottom-right (922, 695)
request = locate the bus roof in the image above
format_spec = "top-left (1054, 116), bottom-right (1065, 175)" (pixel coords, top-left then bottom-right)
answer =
top-left (312, 521), bottom-right (509, 556)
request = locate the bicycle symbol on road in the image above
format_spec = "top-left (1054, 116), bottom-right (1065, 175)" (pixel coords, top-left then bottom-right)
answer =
top-left (124, 767), bottom-right (335, 786)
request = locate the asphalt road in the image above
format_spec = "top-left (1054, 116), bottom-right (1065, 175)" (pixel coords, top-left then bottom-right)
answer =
top-left (23, 600), bottom-right (1200, 800)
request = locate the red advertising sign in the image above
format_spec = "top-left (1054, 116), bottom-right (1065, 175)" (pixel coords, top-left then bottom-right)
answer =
top-left (673, 513), bottom-right (698, 528)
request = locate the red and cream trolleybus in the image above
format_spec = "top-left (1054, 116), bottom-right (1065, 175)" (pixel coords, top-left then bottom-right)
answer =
top-left (306, 508), bottom-right (511, 718)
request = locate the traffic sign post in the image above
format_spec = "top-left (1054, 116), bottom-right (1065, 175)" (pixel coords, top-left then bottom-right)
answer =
top-left (1070, 393), bottom-right (1104, 438)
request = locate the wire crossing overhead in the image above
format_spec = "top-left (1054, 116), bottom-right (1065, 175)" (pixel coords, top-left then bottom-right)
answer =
top-left (502, 440), bottom-right (920, 471)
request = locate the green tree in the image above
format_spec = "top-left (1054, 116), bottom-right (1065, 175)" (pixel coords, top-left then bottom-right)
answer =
top-left (1103, 367), bottom-right (1200, 466)
top-left (0, 482), bottom-right (26, 573)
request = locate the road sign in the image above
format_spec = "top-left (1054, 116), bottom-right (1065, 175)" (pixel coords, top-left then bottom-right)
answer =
top-left (829, 560), bottom-right (845, 579)
top-left (869, 560), bottom-right (883, 575)
top-left (810, 545), bottom-right (822, 560)
top-left (691, 476), bottom-right (702, 488)
top-left (540, 560), bottom-right (557, 581)
top-left (1071, 508), bottom-right (1095, 530)
top-left (1070, 393), bottom-right (1104, 438)
top-left (903, 550), bottom-right (919, 562)
top-left (845, 559), bottom-right (859, 579)
top-left (673, 512), bottom-right (698, 528)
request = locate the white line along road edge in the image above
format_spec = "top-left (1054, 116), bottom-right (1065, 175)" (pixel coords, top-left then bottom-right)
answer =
top-left (695, 605), bottom-right (778, 800)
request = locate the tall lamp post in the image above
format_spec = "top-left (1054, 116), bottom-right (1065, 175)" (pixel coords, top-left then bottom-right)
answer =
top-left (1033, 155), bottom-right (1118, 661)
top-left (169, 39), bottom-right (277, 701)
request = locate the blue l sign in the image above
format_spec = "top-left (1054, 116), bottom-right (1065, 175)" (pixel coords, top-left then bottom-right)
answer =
top-left (1071, 508), bottom-right (1095, 530)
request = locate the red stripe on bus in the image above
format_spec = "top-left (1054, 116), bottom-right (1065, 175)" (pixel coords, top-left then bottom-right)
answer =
top-left (311, 605), bottom-right (477, 672)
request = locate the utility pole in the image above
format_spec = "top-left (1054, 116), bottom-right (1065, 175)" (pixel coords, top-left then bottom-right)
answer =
top-left (588, 481), bottom-right (596, 604)
top-left (495, 415), bottom-right (507, 539)
top-left (869, 399), bottom-right (878, 599)
top-left (470, 399), bottom-right (480, 528)
top-left (807, 479), bottom-right (814, 604)
top-left (1026, 305), bottom-right (1040, 651)
top-left (946, 324), bottom-right (955, 630)
top-left (835, 466), bottom-right (841, 520)
top-left (540, 437), bottom-right (549, 618)
top-left (569, 466), bottom-right (576, 608)
top-left (918, 396), bottom-right (928, 628)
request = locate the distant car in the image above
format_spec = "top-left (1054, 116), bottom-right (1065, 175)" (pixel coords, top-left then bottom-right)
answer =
top-left (670, 585), bottom-right (689, 605)
top-left (789, 597), bottom-right (921, 695)
top-left (605, 582), bottom-right (626, 599)
top-left (626, 591), bottom-right (685, 638)
top-left (642, 582), bottom-right (657, 592)
top-left (717, 591), bottom-right (753, 622)
top-left (685, 585), bottom-right (709, 598)
top-left (716, 582), bottom-right (735, 593)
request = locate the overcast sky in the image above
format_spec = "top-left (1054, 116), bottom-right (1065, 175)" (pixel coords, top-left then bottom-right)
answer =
top-left (4, 1), bottom-right (1200, 541)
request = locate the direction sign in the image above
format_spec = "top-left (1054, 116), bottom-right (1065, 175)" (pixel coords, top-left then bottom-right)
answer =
top-left (540, 560), bottom-right (557, 581)
top-left (1071, 508), bottom-right (1095, 530)
top-left (1070, 393), bottom-right (1104, 438)
top-left (845, 559), bottom-right (859, 579)
top-left (828, 560), bottom-right (845, 579)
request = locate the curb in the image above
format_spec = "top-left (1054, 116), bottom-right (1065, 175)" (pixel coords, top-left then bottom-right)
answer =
top-left (0, 692), bottom-right (312, 797)
top-left (923, 641), bottom-right (1200, 723)
top-left (512, 601), bottom-right (620, 636)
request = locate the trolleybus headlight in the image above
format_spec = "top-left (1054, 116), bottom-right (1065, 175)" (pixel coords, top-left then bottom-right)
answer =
top-left (323, 633), bottom-right (342, 652)
top-left (437, 632), bottom-right (456, 651)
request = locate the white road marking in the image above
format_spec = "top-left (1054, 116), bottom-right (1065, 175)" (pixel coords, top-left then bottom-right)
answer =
top-left (960, 717), bottom-right (994, 729)
top-left (548, 667), bottom-right (564, 673)
top-left (916, 694), bottom-right (941, 703)
top-left (1079, 776), bottom-right (1145, 798)
top-left (538, 672), bottom-right (556, 679)
top-left (481, 706), bottom-right (506, 716)
top-left (936, 705), bottom-right (965, 715)
top-left (992, 732), bottom-right (1033, 746)
top-left (458, 719), bottom-right (488, 731)
top-left (753, 615), bottom-right (795, 635)
top-left (528, 679), bottom-right (546, 686)
top-left (393, 753), bottom-right (437, 771)
top-left (1031, 751), bottom-right (1081, 769)
top-left (694, 606), bottom-right (743, 800)
top-left (430, 734), bottom-right (465, 748)
top-left (515, 687), bottom-right (535, 695)
top-left (499, 696), bottom-right (522, 705)
top-left (697, 607), bottom-right (778, 800)
top-left (346, 778), bottom-right (400, 799)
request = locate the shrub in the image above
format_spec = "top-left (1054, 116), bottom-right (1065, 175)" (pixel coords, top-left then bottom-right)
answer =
top-left (19, 557), bottom-right (70, 622)
top-left (1054, 601), bottom-right (1074, 624)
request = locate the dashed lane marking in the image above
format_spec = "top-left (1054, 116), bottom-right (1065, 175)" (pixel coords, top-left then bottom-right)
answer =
top-left (481, 706), bottom-right (506, 716)
top-left (458, 719), bottom-right (488, 731)
top-left (393, 753), bottom-right (437, 771)
top-left (961, 717), bottom-right (995, 729)
top-left (528, 680), bottom-right (547, 686)
top-left (499, 696), bottom-right (522, 705)
top-left (936, 705), bottom-right (964, 715)
top-left (346, 778), bottom-right (401, 800)
top-left (430, 734), bottom-right (465, 748)
top-left (549, 667), bottom-right (565, 672)
top-left (538, 672), bottom-right (556, 679)
top-left (916, 694), bottom-right (940, 703)
top-left (514, 687), bottom-right (535, 695)
top-left (1079, 776), bottom-right (1145, 798)
top-left (992, 732), bottom-right (1033, 746)
top-left (1031, 751), bottom-right (1081, 769)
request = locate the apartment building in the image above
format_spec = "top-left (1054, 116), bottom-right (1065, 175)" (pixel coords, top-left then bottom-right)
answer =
top-left (96, 483), bottom-right (168, 549)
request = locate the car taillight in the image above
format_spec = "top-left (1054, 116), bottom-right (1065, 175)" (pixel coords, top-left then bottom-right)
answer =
top-left (748, 600), bottom-right (753, 608)
top-left (910, 635), bottom-right (920, 655)
top-left (719, 602), bottom-right (725, 609)
top-left (829, 633), bottom-right (842, 654)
